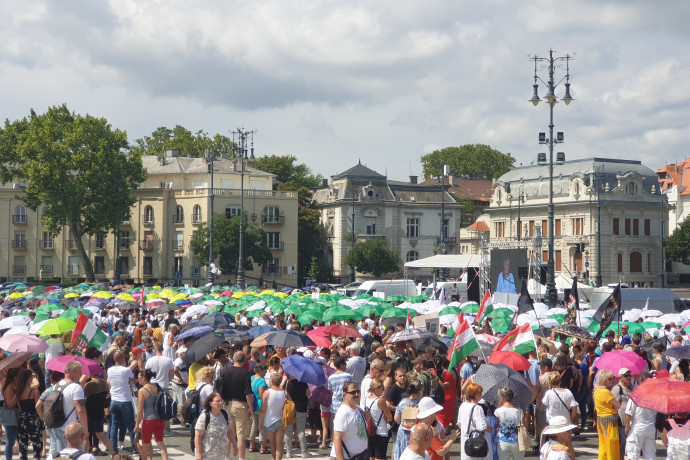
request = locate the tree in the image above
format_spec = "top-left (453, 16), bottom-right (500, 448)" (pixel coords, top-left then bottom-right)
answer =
top-left (253, 155), bottom-right (322, 189)
top-left (0, 104), bottom-right (147, 282)
top-left (130, 125), bottom-right (236, 158)
top-left (421, 144), bottom-right (515, 180)
top-left (664, 217), bottom-right (690, 264)
top-left (190, 213), bottom-right (273, 276)
top-left (344, 239), bottom-right (400, 278)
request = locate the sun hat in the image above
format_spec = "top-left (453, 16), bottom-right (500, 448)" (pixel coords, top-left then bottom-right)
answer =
top-left (416, 396), bottom-right (443, 419)
top-left (542, 415), bottom-right (578, 435)
top-left (618, 367), bottom-right (631, 377)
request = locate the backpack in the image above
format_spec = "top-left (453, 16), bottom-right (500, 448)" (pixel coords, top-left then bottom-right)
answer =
top-left (43, 382), bottom-right (77, 429)
top-left (181, 383), bottom-right (208, 424)
top-left (54, 450), bottom-right (84, 460)
top-left (395, 353), bottom-right (412, 373)
top-left (191, 409), bottom-right (229, 451)
top-left (429, 374), bottom-right (445, 406)
top-left (154, 383), bottom-right (178, 421)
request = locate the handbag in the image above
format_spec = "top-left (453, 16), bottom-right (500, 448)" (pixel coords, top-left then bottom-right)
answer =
top-left (310, 385), bottom-right (333, 408)
top-left (464, 404), bottom-right (489, 457)
top-left (342, 436), bottom-right (368, 460)
top-left (0, 406), bottom-right (18, 426)
top-left (517, 410), bottom-right (531, 452)
top-left (282, 392), bottom-right (296, 427)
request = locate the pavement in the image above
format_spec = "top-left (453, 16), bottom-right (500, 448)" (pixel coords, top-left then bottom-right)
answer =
top-left (97, 422), bottom-right (670, 460)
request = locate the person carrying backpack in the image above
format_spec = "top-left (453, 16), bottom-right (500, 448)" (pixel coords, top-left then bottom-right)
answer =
top-left (55, 422), bottom-right (97, 460)
top-left (134, 369), bottom-right (169, 460)
top-left (194, 392), bottom-right (235, 460)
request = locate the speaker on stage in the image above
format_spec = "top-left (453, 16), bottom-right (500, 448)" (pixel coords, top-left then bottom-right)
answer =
top-left (467, 267), bottom-right (480, 303)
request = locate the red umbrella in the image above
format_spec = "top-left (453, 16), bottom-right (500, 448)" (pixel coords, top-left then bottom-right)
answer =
top-left (487, 350), bottom-right (531, 371)
top-left (594, 350), bottom-right (646, 376)
top-left (630, 377), bottom-right (690, 414)
top-left (307, 330), bottom-right (332, 348)
top-left (320, 324), bottom-right (362, 339)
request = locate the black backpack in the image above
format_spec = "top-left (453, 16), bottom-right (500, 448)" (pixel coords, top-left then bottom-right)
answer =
top-left (190, 409), bottom-right (229, 451)
top-left (181, 383), bottom-right (208, 424)
top-left (395, 353), bottom-right (412, 373)
top-left (464, 405), bottom-right (488, 457)
top-left (43, 382), bottom-right (78, 429)
top-left (153, 383), bottom-right (178, 421)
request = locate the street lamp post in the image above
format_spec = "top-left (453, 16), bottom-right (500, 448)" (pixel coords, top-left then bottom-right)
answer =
top-left (114, 178), bottom-right (122, 284)
top-left (205, 148), bottom-right (216, 285)
top-left (438, 163), bottom-right (449, 280)
top-left (530, 49), bottom-right (574, 307)
top-left (233, 129), bottom-right (255, 290)
top-left (516, 187), bottom-right (525, 241)
top-left (351, 189), bottom-right (357, 283)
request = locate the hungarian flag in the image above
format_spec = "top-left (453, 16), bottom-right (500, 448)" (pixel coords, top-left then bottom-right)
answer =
top-left (492, 323), bottom-right (536, 355)
top-left (70, 312), bottom-right (107, 353)
top-left (446, 313), bottom-right (466, 337)
top-left (140, 285), bottom-right (146, 307)
top-left (447, 316), bottom-right (479, 370)
top-left (475, 290), bottom-right (493, 324)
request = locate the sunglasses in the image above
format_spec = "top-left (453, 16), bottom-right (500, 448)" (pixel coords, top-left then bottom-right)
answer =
top-left (346, 390), bottom-right (360, 395)
top-left (621, 374), bottom-right (631, 378)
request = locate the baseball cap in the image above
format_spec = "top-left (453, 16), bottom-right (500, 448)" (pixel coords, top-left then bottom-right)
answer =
top-left (416, 397), bottom-right (443, 419)
top-left (618, 367), bottom-right (631, 377)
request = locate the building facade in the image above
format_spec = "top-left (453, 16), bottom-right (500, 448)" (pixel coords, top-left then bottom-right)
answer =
top-left (657, 160), bottom-right (690, 284)
top-left (488, 157), bottom-right (666, 287)
top-left (1, 150), bottom-right (299, 287)
top-left (311, 162), bottom-right (462, 282)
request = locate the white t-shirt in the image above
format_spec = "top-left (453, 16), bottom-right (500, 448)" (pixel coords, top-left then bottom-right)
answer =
top-left (107, 366), bottom-right (134, 402)
top-left (58, 447), bottom-right (96, 460)
top-left (359, 375), bottom-right (372, 410)
top-left (57, 380), bottom-right (85, 430)
top-left (542, 388), bottom-right (578, 422)
top-left (173, 357), bottom-right (188, 385)
top-left (198, 382), bottom-right (214, 406)
top-left (145, 355), bottom-right (174, 388)
top-left (45, 338), bottom-right (63, 362)
top-left (625, 398), bottom-right (656, 435)
top-left (399, 448), bottom-right (431, 460)
top-left (330, 405), bottom-right (368, 458)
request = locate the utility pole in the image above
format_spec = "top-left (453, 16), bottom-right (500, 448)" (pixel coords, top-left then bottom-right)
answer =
top-left (232, 128), bottom-right (255, 290)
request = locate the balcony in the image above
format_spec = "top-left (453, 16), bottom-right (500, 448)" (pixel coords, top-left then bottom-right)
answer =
top-left (262, 215), bottom-right (284, 225)
top-left (173, 216), bottom-right (184, 225)
top-left (143, 218), bottom-right (154, 226)
top-left (121, 220), bottom-right (131, 226)
top-left (40, 265), bottom-right (53, 275)
top-left (357, 234), bottom-right (386, 242)
top-left (12, 265), bottom-right (25, 275)
top-left (11, 240), bottom-right (26, 249)
top-left (267, 241), bottom-right (284, 251)
top-left (119, 238), bottom-right (131, 250)
top-left (140, 240), bottom-right (155, 251)
top-left (41, 241), bottom-right (54, 250)
top-left (172, 242), bottom-right (185, 252)
top-left (436, 236), bottom-right (457, 245)
top-left (11, 215), bottom-right (27, 224)
top-left (262, 265), bottom-right (281, 276)
top-left (94, 241), bottom-right (106, 250)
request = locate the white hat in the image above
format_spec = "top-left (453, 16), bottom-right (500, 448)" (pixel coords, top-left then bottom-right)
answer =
top-left (542, 416), bottom-right (577, 435)
top-left (416, 397), bottom-right (443, 419)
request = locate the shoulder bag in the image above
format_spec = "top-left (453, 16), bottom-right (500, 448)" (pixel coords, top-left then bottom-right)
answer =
top-left (282, 391), bottom-right (296, 426)
top-left (517, 409), bottom-right (531, 452)
top-left (464, 404), bottom-right (489, 457)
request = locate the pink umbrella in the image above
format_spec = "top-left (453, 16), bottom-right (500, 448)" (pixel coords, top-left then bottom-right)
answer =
top-left (595, 350), bottom-right (647, 376)
top-left (46, 356), bottom-right (103, 376)
top-left (306, 329), bottom-right (332, 348)
top-left (0, 334), bottom-right (48, 353)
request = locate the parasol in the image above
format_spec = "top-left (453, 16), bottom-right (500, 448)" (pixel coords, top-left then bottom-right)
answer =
top-left (386, 328), bottom-right (435, 343)
top-left (281, 355), bottom-right (327, 386)
top-left (551, 324), bottom-right (594, 342)
top-left (594, 350), bottom-right (647, 376)
top-left (487, 350), bottom-right (531, 371)
top-left (630, 378), bottom-right (690, 415)
top-left (471, 363), bottom-right (534, 409)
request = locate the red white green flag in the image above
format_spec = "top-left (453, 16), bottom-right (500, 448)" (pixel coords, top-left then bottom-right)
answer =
top-left (492, 323), bottom-right (536, 355)
top-left (447, 315), bottom-right (479, 370)
top-left (70, 312), bottom-right (107, 353)
top-left (475, 290), bottom-right (493, 324)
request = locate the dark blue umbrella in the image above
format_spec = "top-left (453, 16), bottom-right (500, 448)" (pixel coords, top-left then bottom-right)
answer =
top-left (281, 355), bottom-right (326, 386)
top-left (248, 325), bottom-right (278, 338)
top-left (176, 326), bottom-right (214, 342)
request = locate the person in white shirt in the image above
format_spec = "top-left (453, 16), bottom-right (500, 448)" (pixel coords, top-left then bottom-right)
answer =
top-left (345, 344), bottom-right (366, 385)
top-left (332, 382), bottom-right (368, 460)
top-left (359, 359), bottom-right (384, 410)
top-left (145, 343), bottom-right (174, 389)
top-left (106, 351), bottom-right (137, 454)
top-left (398, 422), bottom-right (433, 460)
top-left (624, 375), bottom-right (657, 460)
top-left (58, 422), bottom-right (97, 460)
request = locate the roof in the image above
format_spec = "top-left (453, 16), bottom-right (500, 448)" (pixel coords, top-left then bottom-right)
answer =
top-left (404, 254), bottom-right (483, 269)
top-left (420, 176), bottom-right (493, 203)
top-left (332, 161), bottom-right (386, 180)
top-left (142, 155), bottom-right (274, 177)
top-left (657, 159), bottom-right (690, 195)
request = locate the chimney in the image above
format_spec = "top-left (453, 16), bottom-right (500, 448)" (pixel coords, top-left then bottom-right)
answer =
top-left (221, 151), bottom-right (228, 160)
top-left (157, 155), bottom-right (165, 166)
top-left (165, 149), bottom-right (179, 158)
top-left (409, 175), bottom-right (417, 184)
top-left (322, 178), bottom-right (328, 187)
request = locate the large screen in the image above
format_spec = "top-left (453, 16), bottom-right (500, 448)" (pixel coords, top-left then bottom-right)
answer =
top-left (490, 249), bottom-right (529, 295)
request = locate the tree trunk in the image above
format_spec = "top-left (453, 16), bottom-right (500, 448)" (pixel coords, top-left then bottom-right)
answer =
top-left (70, 221), bottom-right (95, 282)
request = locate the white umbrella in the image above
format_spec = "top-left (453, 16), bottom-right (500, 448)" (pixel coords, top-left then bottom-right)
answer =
top-left (180, 304), bottom-right (210, 321)
top-left (0, 316), bottom-right (31, 329)
top-left (29, 319), bottom-right (50, 335)
top-left (246, 300), bottom-right (266, 312)
top-left (641, 309), bottom-right (663, 318)
top-left (4, 325), bottom-right (30, 335)
top-left (622, 309), bottom-right (642, 322)
top-left (203, 300), bottom-right (223, 306)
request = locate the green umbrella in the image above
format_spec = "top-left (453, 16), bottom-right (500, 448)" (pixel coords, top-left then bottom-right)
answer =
top-left (639, 321), bottom-right (662, 330)
top-left (385, 295), bottom-right (406, 303)
top-left (380, 306), bottom-right (408, 318)
top-left (322, 307), bottom-right (364, 322)
top-left (438, 306), bottom-right (462, 316)
top-left (59, 308), bottom-right (91, 322)
top-left (356, 304), bottom-right (384, 317)
top-left (245, 309), bottom-right (266, 319)
top-left (491, 316), bottom-right (513, 334)
top-left (487, 308), bottom-right (514, 319)
top-left (406, 295), bottom-right (428, 304)
top-left (603, 321), bottom-right (646, 335)
top-left (297, 310), bottom-right (322, 324)
top-left (36, 318), bottom-right (76, 336)
top-left (548, 314), bottom-right (566, 324)
top-left (36, 302), bottom-right (63, 313)
top-left (461, 303), bottom-right (480, 314)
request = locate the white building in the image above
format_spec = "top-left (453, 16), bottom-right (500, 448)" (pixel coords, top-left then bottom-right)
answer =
top-left (657, 160), bottom-right (690, 284)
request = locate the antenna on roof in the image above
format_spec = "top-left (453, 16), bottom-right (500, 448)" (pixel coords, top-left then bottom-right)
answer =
top-left (358, 159), bottom-right (362, 165)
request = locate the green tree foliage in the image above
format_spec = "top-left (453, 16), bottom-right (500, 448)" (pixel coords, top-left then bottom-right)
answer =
top-left (344, 239), bottom-right (400, 278)
top-left (0, 104), bottom-right (147, 282)
top-left (130, 125), bottom-right (235, 158)
top-left (253, 155), bottom-right (322, 189)
top-left (421, 144), bottom-right (515, 180)
top-left (664, 217), bottom-right (690, 265)
top-left (190, 213), bottom-right (272, 275)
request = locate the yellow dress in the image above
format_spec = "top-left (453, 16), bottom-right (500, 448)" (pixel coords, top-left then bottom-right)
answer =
top-left (593, 388), bottom-right (620, 460)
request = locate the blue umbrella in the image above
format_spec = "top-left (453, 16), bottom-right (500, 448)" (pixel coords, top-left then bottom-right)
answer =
top-left (176, 326), bottom-right (214, 342)
top-left (281, 355), bottom-right (326, 386)
top-left (248, 325), bottom-right (277, 338)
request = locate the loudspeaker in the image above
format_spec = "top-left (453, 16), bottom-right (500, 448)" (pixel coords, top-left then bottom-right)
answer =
top-left (467, 267), bottom-right (480, 303)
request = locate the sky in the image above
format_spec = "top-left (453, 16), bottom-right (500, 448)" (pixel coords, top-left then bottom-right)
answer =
top-left (1, 0), bottom-right (689, 182)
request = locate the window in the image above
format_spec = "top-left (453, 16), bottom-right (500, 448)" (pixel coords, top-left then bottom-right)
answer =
top-left (263, 206), bottom-right (282, 224)
top-left (13, 206), bottom-right (26, 224)
top-left (266, 232), bottom-right (281, 250)
top-left (555, 219), bottom-right (561, 236)
top-left (574, 252), bottom-right (582, 273)
top-left (120, 231), bottom-right (130, 249)
top-left (95, 234), bottom-right (106, 249)
top-left (193, 181), bottom-right (203, 189)
top-left (442, 219), bottom-right (449, 239)
top-left (406, 218), bottom-right (419, 238)
top-left (40, 256), bottom-right (53, 275)
top-left (144, 206), bottom-right (154, 223)
top-left (191, 266), bottom-right (201, 277)
top-left (13, 232), bottom-right (26, 249)
top-left (68, 255), bottom-right (80, 275)
top-left (13, 256), bottom-right (25, 274)
top-left (541, 220), bottom-right (547, 238)
top-left (174, 205), bottom-right (184, 223)
top-left (220, 180), bottom-right (233, 189)
top-left (366, 217), bottom-right (376, 235)
top-left (142, 231), bottom-right (154, 250)
top-left (613, 218), bottom-right (619, 235)
top-left (633, 219), bottom-right (639, 236)
top-left (625, 218), bottom-right (631, 235)
top-left (143, 257), bottom-right (153, 276)
top-left (626, 183), bottom-right (637, 195)
top-left (173, 257), bottom-right (183, 278)
top-left (529, 221), bottom-right (535, 237)
top-left (174, 231), bottom-right (184, 250)
top-left (262, 258), bottom-right (280, 275)
top-left (543, 250), bottom-right (548, 263)
top-left (617, 253), bottom-right (623, 273)
top-left (406, 251), bottom-right (419, 262)
top-left (495, 221), bottom-right (505, 238)
top-left (120, 257), bottom-right (129, 274)
top-left (193, 205), bottom-right (202, 223)
top-left (555, 250), bottom-right (562, 272)
top-left (94, 256), bottom-right (105, 274)
top-left (572, 218), bottom-right (584, 236)
top-left (250, 181), bottom-right (265, 190)
top-left (226, 207), bottom-right (241, 219)
top-left (630, 252), bottom-right (642, 272)
top-left (644, 219), bottom-right (651, 236)
top-left (42, 231), bottom-right (53, 249)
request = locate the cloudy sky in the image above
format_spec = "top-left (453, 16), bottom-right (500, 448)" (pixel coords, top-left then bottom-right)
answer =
top-left (1, 0), bottom-right (689, 181)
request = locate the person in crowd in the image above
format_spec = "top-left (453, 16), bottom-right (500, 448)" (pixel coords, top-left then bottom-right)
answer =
top-left (144, 342), bottom-right (175, 435)
top-left (195, 367), bottom-right (216, 411)
top-left (652, 343), bottom-right (667, 371)
top-left (534, 358), bottom-right (552, 444)
top-left (661, 410), bottom-right (690, 459)
top-left (572, 352), bottom-right (591, 431)
top-left (541, 372), bottom-right (578, 426)
top-left (215, 351), bottom-right (253, 460)
top-left (332, 382), bottom-right (367, 460)
top-left (267, 356), bottom-right (287, 389)
top-left (539, 416), bottom-right (576, 460)
top-left (398, 422), bottom-right (433, 460)
top-left (250, 363), bottom-right (269, 454)
top-left (83, 347), bottom-right (115, 457)
top-left (36, 371), bottom-right (64, 460)
top-left (15, 368), bottom-right (43, 460)
top-left (259, 373), bottom-right (286, 460)
top-left (624, 372), bottom-right (656, 460)
top-left (417, 396), bottom-right (458, 460)
top-left (2, 368), bottom-right (20, 460)
top-left (195, 392), bottom-right (236, 460)
top-left (107, 351), bottom-right (137, 454)
top-left (495, 387), bottom-right (523, 460)
top-left (285, 369), bottom-right (309, 459)
top-left (593, 369), bottom-right (621, 460)
top-left (360, 359), bottom-right (384, 409)
top-left (134, 369), bottom-right (169, 460)
top-left (328, 357), bottom-right (352, 417)
top-left (386, 367), bottom-right (407, 448)
top-left (58, 422), bottom-right (97, 460)
top-left (611, 367), bottom-right (633, 459)
top-left (457, 383), bottom-right (492, 460)
top-left (364, 378), bottom-right (392, 460)
top-left (393, 379), bottom-right (424, 460)
top-left (435, 356), bottom-right (456, 428)
top-left (346, 344), bottom-right (367, 385)
top-left (171, 349), bottom-right (189, 425)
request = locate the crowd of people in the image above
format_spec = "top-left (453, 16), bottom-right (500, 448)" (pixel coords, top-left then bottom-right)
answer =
top-left (0, 286), bottom-right (689, 460)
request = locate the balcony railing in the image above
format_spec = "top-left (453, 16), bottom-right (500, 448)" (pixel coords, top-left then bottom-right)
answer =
top-left (262, 215), bottom-right (284, 225)
top-left (191, 266), bottom-right (201, 277)
top-left (267, 241), bottom-right (284, 251)
top-left (143, 218), bottom-right (154, 226)
top-left (11, 240), bottom-right (26, 249)
top-left (12, 265), bottom-right (25, 275)
top-left (172, 242), bottom-right (185, 252)
top-left (11, 215), bottom-right (27, 224)
top-left (42, 241), bottom-right (54, 249)
top-left (262, 265), bottom-right (281, 276)
top-left (40, 265), bottom-right (53, 275)
top-left (141, 240), bottom-right (154, 251)
top-left (193, 215), bottom-right (203, 224)
top-left (173, 216), bottom-right (184, 224)
top-left (67, 265), bottom-right (79, 275)
top-left (436, 236), bottom-right (457, 245)
top-left (119, 238), bottom-right (131, 250)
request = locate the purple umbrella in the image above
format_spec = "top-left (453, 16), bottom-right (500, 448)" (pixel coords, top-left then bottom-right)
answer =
top-left (46, 356), bottom-right (103, 376)
top-left (176, 326), bottom-right (214, 342)
top-left (0, 334), bottom-right (48, 353)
